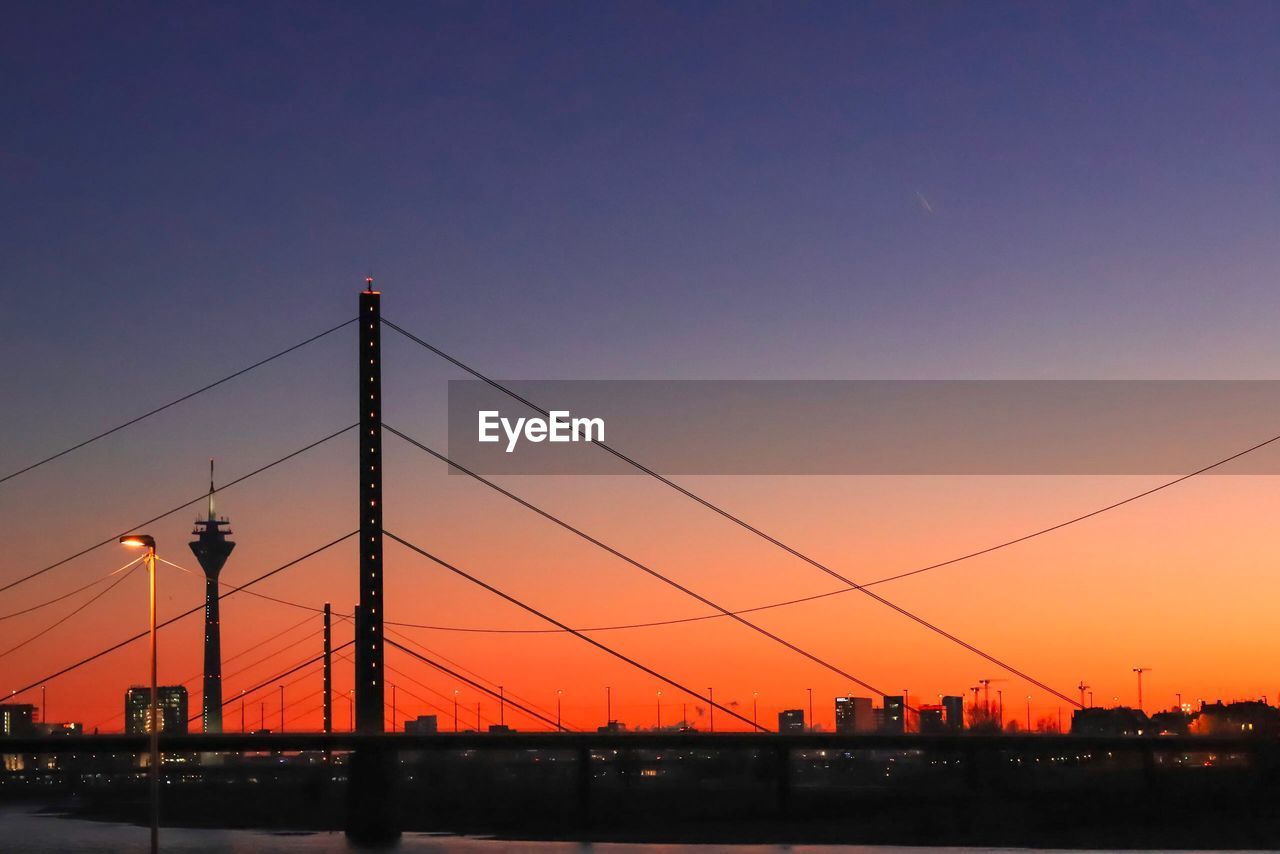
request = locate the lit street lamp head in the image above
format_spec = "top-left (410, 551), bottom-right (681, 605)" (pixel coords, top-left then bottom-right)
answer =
top-left (120, 534), bottom-right (156, 550)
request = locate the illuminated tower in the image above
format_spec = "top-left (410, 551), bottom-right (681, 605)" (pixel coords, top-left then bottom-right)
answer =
top-left (189, 460), bottom-right (235, 734)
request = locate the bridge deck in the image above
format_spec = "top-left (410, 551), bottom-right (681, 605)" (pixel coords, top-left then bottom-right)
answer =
top-left (1, 731), bottom-right (1271, 754)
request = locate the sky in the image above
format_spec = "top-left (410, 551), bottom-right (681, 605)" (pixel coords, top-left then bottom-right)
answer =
top-left (1, 1), bottom-right (1279, 733)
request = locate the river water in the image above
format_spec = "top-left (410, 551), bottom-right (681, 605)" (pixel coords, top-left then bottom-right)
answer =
top-left (0, 806), bottom-right (1255, 853)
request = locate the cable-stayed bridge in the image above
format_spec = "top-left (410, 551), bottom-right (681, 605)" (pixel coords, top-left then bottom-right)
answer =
top-left (4, 282), bottom-right (1279, 841)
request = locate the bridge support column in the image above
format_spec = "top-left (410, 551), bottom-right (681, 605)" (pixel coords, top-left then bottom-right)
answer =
top-left (576, 746), bottom-right (593, 823)
top-left (774, 744), bottom-right (792, 817)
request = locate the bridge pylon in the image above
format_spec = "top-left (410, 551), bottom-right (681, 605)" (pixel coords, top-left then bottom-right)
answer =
top-left (355, 281), bottom-right (385, 733)
top-left (347, 281), bottom-right (398, 846)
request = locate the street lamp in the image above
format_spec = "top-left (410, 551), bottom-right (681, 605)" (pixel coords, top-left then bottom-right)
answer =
top-left (119, 533), bottom-right (158, 854)
top-left (656, 690), bottom-right (662, 730)
top-left (453, 690), bottom-right (459, 733)
top-left (753, 691), bottom-right (758, 729)
top-left (556, 689), bottom-right (563, 732)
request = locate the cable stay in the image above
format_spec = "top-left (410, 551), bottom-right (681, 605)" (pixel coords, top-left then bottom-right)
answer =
top-left (0, 318), bottom-right (356, 488)
top-left (385, 425), bottom-right (895, 702)
top-left (0, 424), bottom-right (357, 597)
top-left (0, 557), bottom-right (144, 662)
top-left (386, 638), bottom-right (564, 731)
top-left (7, 532), bottom-right (357, 701)
top-left (394, 319), bottom-right (1248, 708)
top-left (385, 530), bottom-right (768, 732)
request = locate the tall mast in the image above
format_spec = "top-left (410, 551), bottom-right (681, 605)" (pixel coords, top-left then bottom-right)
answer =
top-left (190, 459), bottom-right (235, 734)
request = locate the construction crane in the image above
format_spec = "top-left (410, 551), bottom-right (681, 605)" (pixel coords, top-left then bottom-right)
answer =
top-left (1133, 667), bottom-right (1151, 712)
top-left (1077, 681), bottom-right (1090, 708)
top-left (977, 678), bottom-right (1007, 714)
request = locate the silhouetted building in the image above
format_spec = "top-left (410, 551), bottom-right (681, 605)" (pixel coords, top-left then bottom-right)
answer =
top-left (917, 704), bottom-right (947, 733)
top-left (125, 686), bottom-right (189, 734)
top-left (487, 724), bottom-right (514, 734)
top-left (778, 709), bottom-right (805, 733)
top-left (597, 721), bottom-right (626, 733)
top-left (404, 715), bottom-right (438, 734)
top-left (34, 722), bottom-right (82, 736)
top-left (189, 462), bottom-right (235, 734)
top-left (0, 704), bottom-right (35, 736)
top-left (1149, 709), bottom-right (1190, 736)
top-left (1193, 700), bottom-right (1280, 737)
top-left (942, 695), bottom-right (965, 730)
top-left (1071, 706), bottom-right (1150, 736)
top-left (835, 696), bottom-right (874, 733)
top-left (881, 695), bottom-right (905, 734)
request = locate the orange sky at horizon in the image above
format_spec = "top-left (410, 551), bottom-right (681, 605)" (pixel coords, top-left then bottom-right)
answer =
top-left (3, 430), bottom-right (1280, 734)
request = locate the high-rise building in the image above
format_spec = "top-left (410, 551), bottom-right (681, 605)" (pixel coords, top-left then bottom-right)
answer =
top-left (917, 704), bottom-right (947, 733)
top-left (404, 715), bottom-right (438, 734)
top-left (835, 696), bottom-right (874, 734)
top-left (942, 695), bottom-right (965, 731)
top-left (125, 686), bottom-right (189, 735)
top-left (881, 695), bottom-right (905, 733)
top-left (0, 704), bottom-right (35, 736)
top-left (189, 461), bottom-right (235, 734)
top-left (778, 709), bottom-right (806, 733)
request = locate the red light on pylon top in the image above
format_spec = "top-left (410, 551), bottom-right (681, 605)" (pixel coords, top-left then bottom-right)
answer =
top-left (364, 276), bottom-right (379, 294)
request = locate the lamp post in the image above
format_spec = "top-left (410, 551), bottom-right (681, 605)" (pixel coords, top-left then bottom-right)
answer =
top-left (120, 533), bottom-right (158, 854)
top-left (656, 690), bottom-right (662, 730)
top-left (1026, 695), bottom-right (1032, 732)
top-left (453, 690), bottom-right (459, 733)
top-left (807, 688), bottom-right (813, 731)
top-left (753, 692), bottom-right (758, 729)
top-left (709, 687), bottom-right (714, 733)
top-left (556, 689), bottom-right (563, 732)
